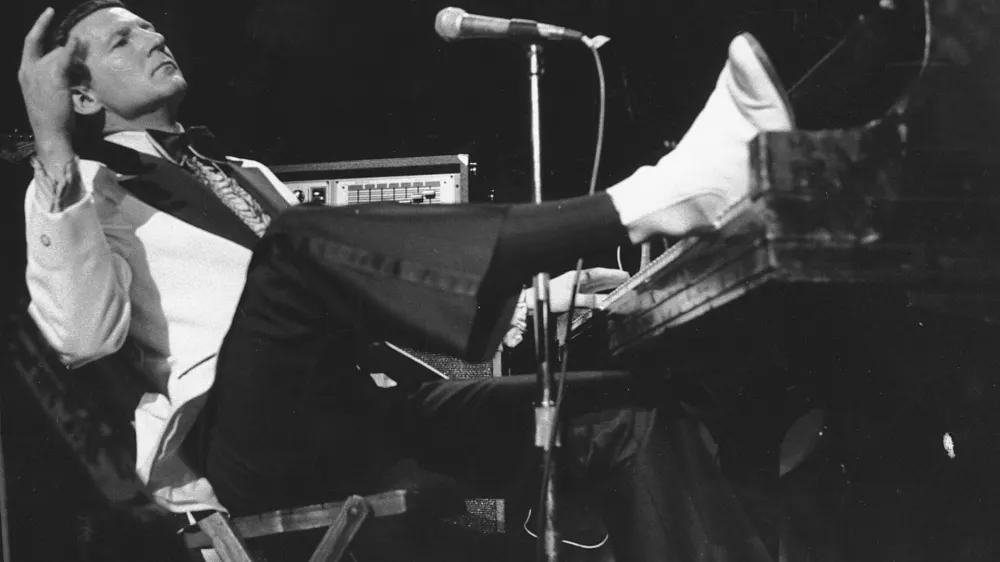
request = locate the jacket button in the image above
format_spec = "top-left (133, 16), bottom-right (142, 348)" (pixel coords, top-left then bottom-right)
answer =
top-left (40, 235), bottom-right (51, 247)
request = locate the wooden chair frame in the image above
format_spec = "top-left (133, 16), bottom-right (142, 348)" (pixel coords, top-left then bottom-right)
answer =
top-left (183, 490), bottom-right (418, 562)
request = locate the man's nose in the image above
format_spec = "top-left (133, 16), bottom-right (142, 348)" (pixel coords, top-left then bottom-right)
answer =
top-left (139, 29), bottom-right (168, 55)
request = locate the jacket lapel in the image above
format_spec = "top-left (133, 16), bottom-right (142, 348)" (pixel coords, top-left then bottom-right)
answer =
top-left (224, 163), bottom-right (292, 217)
top-left (79, 141), bottom-right (263, 251)
top-left (123, 159), bottom-right (261, 250)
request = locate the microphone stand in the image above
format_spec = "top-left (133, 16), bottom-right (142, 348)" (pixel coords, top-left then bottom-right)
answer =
top-left (526, 43), bottom-right (559, 562)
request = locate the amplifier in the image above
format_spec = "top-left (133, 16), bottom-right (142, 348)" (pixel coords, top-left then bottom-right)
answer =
top-left (288, 173), bottom-right (462, 206)
top-left (270, 155), bottom-right (468, 207)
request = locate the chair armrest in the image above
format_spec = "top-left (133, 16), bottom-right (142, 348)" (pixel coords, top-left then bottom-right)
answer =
top-left (182, 490), bottom-right (418, 549)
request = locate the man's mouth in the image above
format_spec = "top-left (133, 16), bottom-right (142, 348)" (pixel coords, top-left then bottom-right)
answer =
top-left (154, 60), bottom-right (177, 73)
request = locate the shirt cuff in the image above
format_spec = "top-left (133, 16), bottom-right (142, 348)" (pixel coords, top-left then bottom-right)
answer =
top-left (31, 155), bottom-right (82, 213)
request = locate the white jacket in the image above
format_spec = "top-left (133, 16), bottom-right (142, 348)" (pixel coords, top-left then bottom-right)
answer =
top-left (24, 130), bottom-right (298, 513)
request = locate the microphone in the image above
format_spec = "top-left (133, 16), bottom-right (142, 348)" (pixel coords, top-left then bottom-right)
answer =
top-left (434, 7), bottom-right (584, 43)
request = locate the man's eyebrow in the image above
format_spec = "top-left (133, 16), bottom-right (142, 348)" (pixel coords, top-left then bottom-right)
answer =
top-left (105, 25), bottom-right (131, 45)
top-left (104, 20), bottom-right (156, 45)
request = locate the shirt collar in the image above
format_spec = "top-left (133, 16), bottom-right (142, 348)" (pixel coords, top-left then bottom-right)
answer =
top-left (104, 128), bottom-right (181, 163)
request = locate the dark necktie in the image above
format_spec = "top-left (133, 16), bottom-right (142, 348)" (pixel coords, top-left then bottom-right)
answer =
top-left (148, 127), bottom-right (271, 237)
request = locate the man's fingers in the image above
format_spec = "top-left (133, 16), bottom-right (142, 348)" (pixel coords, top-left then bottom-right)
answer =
top-left (531, 268), bottom-right (629, 313)
top-left (22, 7), bottom-right (55, 66)
top-left (49, 35), bottom-right (81, 68)
top-left (573, 293), bottom-right (602, 309)
top-left (577, 268), bottom-right (630, 293)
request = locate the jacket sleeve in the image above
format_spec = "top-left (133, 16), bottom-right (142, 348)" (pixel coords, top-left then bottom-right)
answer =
top-left (25, 158), bottom-right (134, 369)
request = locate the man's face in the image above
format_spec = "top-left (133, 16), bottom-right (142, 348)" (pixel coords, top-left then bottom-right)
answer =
top-left (70, 7), bottom-right (187, 120)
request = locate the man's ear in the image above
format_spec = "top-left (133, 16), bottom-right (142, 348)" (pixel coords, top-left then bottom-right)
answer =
top-left (72, 86), bottom-right (103, 116)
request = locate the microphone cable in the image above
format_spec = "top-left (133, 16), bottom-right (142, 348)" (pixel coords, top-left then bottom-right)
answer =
top-left (535, 35), bottom-right (607, 562)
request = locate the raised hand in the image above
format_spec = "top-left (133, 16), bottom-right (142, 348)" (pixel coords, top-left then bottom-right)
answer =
top-left (18, 8), bottom-right (81, 157)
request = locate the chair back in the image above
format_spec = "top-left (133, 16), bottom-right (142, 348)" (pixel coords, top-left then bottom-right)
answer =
top-left (2, 304), bottom-right (149, 505)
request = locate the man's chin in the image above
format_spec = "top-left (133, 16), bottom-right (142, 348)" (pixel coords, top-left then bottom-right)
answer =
top-left (172, 79), bottom-right (189, 98)
top-left (164, 81), bottom-right (188, 107)
top-left (166, 73), bottom-right (188, 92)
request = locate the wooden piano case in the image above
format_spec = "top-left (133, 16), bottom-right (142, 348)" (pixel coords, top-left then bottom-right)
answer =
top-left (579, 116), bottom-right (1000, 360)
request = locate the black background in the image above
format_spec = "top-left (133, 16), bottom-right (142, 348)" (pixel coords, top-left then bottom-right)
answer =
top-left (4, 0), bottom-right (1000, 560)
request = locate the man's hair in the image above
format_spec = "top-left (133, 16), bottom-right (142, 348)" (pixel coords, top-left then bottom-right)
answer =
top-left (46, 0), bottom-right (127, 53)
top-left (44, 0), bottom-right (127, 140)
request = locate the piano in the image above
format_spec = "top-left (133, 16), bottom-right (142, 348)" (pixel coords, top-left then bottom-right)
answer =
top-left (560, 94), bottom-right (1000, 560)
top-left (570, 115), bottom-right (1000, 361)
top-left (564, 0), bottom-right (1000, 366)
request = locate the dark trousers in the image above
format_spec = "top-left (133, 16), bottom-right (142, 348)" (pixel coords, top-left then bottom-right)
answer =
top-left (200, 199), bottom-right (770, 562)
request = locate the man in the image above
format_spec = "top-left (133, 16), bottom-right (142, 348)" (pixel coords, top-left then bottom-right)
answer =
top-left (18, 1), bottom-right (793, 560)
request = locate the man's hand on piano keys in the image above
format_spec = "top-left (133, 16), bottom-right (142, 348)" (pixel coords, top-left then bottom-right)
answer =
top-left (526, 267), bottom-right (630, 314)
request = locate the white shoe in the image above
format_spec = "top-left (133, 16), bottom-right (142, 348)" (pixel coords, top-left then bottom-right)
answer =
top-left (608, 33), bottom-right (795, 243)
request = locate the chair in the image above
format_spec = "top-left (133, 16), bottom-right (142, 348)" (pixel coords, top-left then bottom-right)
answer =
top-left (183, 490), bottom-right (416, 562)
top-left (1, 305), bottom-right (501, 562)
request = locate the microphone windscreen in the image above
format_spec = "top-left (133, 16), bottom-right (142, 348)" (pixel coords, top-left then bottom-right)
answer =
top-left (434, 7), bottom-right (466, 41)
